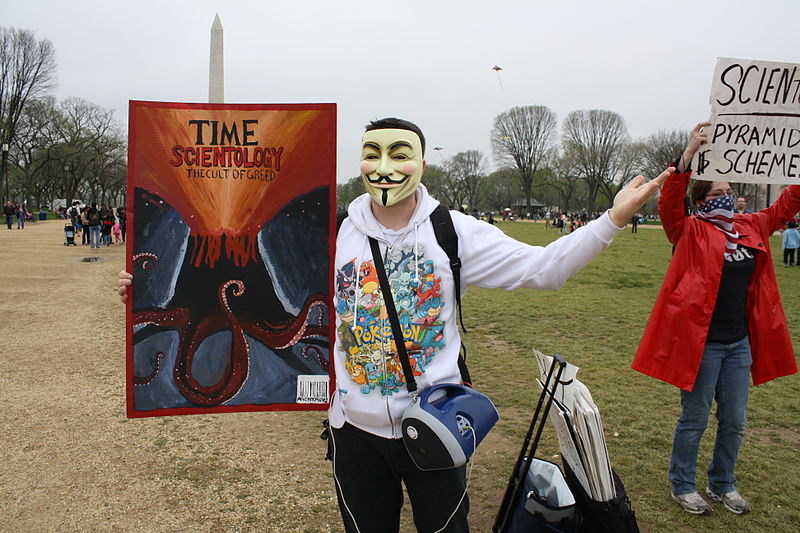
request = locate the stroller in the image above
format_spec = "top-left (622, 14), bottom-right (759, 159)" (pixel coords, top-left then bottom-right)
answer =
top-left (64, 224), bottom-right (76, 246)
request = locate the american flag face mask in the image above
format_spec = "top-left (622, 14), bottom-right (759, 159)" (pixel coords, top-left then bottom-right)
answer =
top-left (694, 193), bottom-right (739, 256)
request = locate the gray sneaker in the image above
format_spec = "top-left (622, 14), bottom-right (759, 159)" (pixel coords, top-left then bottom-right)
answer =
top-left (705, 487), bottom-right (751, 514)
top-left (671, 491), bottom-right (712, 515)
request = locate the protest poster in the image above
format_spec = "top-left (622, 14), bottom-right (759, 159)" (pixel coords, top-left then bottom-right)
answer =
top-left (693, 57), bottom-right (800, 184)
top-left (126, 101), bottom-right (336, 417)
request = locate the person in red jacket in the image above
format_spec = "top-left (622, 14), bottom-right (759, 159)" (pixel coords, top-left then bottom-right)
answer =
top-left (633, 122), bottom-right (799, 516)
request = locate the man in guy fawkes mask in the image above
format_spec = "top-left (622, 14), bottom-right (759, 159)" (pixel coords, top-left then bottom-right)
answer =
top-left (327, 117), bottom-right (670, 532)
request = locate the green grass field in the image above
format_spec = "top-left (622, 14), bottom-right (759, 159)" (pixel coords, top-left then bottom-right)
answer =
top-left (463, 221), bottom-right (800, 532)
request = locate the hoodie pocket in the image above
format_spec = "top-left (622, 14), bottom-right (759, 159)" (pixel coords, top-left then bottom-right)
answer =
top-left (339, 386), bottom-right (392, 430)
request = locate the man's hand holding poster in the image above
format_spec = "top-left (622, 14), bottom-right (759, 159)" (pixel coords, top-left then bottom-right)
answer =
top-left (694, 57), bottom-right (800, 184)
top-left (126, 101), bottom-right (336, 417)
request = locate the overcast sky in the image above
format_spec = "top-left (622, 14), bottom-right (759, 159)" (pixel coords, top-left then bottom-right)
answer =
top-left (5, 0), bottom-right (798, 182)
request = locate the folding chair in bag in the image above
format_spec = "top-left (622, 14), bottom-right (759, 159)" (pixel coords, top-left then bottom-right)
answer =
top-left (493, 354), bottom-right (580, 533)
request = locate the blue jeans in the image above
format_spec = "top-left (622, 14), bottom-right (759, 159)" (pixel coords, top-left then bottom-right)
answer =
top-left (89, 225), bottom-right (101, 248)
top-left (669, 336), bottom-right (751, 495)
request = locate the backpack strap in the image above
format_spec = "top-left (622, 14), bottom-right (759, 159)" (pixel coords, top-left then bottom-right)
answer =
top-left (429, 204), bottom-right (467, 334)
top-left (429, 204), bottom-right (472, 386)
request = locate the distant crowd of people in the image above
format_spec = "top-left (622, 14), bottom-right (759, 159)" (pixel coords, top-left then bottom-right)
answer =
top-left (454, 206), bottom-right (614, 231)
top-left (544, 211), bottom-right (605, 234)
top-left (3, 201), bottom-right (33, 229)
top-left (4, 200), bottom-right (127, 249)
top-left (63, 202), bottom-right (126, 249)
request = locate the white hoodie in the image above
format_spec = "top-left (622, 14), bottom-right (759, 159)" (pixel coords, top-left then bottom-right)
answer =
top-left (329, 185), bottom-right (622, 438)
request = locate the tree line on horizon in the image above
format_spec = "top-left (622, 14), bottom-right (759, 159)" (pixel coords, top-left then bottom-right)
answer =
top-left (338, 107), bottom-right (768, 216)
top-left (0, 26), bottom-right (125, 210)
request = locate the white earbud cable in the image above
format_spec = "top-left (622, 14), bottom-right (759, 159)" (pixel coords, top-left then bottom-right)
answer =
top-left (433, 427), bottom-right (477, 533)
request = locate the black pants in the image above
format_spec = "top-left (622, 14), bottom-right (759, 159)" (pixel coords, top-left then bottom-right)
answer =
top-left (330, 422), bottom-right (469, 533)
top-left (785, 248), bottom-right (796, 265)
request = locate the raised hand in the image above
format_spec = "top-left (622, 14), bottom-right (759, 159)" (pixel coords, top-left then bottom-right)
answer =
top-left (678, 121), bottom-right (712, 172)
top-left (608, 167), bottom-right (674, 227)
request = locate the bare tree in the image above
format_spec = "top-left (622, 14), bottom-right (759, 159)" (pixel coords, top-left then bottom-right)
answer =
top-left (479, 168), bottom-right (518, 213)
top-left (639, 129), bottom-right (687, 181)
top-left (8, 97), bottom-right (59, 206)
top-left (446, 150), bottom-right (486, 210)
top-left (490, 105), bottom-right (557, 216)
top-left (599, 141), bottom-right (646, 206)
top-left (562, 109), bottom-right (629, 213)
top-left (92, 141), bottom-right (127, 206)
top-left (53, 97), bottom-right (124, 206)
top-left (544, 147), bottom-right (584, 213)
top-left (422, 163), bottom-right (459, 209)
top-left (0, 27), bottom-right (57, 200)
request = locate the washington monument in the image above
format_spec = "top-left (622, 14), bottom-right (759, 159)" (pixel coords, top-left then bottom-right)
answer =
top-left (209, 14), bottom-right (224, 103)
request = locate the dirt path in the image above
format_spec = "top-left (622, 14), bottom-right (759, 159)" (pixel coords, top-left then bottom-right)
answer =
top-left (0, 220), bottom-right (519, 532)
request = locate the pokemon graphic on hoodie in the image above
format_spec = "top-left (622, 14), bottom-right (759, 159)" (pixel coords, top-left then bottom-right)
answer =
top-left (337, 242), bottom-right (445, 397)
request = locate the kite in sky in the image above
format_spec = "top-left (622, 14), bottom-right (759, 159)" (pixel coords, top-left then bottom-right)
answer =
top-left (492, 65), bottom-right (504, 91)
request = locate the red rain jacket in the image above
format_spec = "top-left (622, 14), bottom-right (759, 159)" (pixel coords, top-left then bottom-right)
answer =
top-left (632, 169), bottom-right (799, 391)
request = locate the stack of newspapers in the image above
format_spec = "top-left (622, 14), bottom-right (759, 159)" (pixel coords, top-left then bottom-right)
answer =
top-left (534, 350), bottom-right (616, 502)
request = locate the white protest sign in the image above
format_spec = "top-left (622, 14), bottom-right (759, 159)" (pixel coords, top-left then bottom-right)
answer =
top-left (693, 57), bottom-right (800, 184)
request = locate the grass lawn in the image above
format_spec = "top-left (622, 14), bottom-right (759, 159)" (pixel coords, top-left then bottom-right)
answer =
top-left (463, 221), bottom-right (800, 532)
